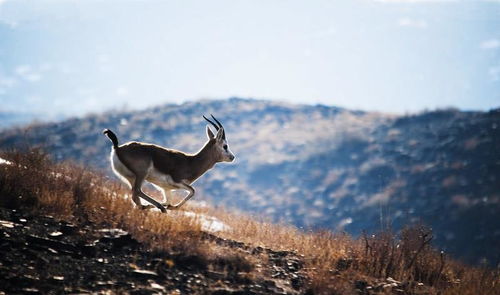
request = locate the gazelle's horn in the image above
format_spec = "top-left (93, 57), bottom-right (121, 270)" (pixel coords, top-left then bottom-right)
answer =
top-left (203, 115), bottom-right (219, 131)
top-left (210, 114), bottom-right (225, 139)
top-left (211, 114), bottom-right (223, 129)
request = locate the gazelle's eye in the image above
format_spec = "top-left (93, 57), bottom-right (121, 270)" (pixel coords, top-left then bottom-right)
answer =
top-left (223, 144), bottom-right (228, 150)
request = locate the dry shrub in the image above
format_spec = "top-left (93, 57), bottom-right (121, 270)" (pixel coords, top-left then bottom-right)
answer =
top-left (208, 246), bottom-right (255, 273)
top-left (442, 263), bottom-right (500, 295)
top-left (356, 226), bottom-right (445, 284)
top-left (0, 148), bottom-right (52, 210)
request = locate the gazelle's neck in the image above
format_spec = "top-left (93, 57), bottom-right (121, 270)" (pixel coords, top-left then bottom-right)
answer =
top-left (188, 141), bottom-right (217, 182)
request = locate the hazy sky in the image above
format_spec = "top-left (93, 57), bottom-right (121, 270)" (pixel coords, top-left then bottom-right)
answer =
top-left (0, 0), bottom-right (499, 118)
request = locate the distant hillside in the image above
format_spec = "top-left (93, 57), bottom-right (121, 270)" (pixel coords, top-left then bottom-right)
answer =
top-left (1, 98), bottom-right (499, 265)
top-left (0, 111), bottom-right (37, 130)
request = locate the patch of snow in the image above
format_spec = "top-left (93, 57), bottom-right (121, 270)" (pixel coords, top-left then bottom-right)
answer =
top-left (162, 210), bottom-right (231, 233)
top-left (183, 211), bottom-right (232, 233)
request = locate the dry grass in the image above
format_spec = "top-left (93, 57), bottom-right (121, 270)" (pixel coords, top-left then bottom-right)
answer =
top-left (0, 148), bottom-right (205, 253)
top-left (0, 148), bottom-right (499, 294)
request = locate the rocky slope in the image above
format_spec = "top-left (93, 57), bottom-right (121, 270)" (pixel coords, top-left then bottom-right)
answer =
top-left (0, 98), bottom-right (499, 265)
top-left (0, 207), bottom-right (309, 294)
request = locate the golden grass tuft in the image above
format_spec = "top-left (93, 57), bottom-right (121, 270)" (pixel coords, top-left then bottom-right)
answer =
top-left (0, 148), bottom-right (499, 294)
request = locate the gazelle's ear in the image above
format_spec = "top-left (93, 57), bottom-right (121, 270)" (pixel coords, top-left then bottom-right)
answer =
top-left (216, 128), bottom-right (225, 140)
top-left (206, 125), bottom-right (215, 140)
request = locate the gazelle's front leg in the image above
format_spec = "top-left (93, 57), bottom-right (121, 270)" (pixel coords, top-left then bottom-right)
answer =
top-left (160, 188), bottom-right (173, 208)
top-left (169, 181), bottom-right (195, 210)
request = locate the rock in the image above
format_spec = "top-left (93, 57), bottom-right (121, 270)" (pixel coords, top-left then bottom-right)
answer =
top-left (60, 223), bottom-right (77, 235)
top-left (336, 258), bottom-right (353, 271)
top-left (131, 269), bottom-right (159, 280)
top-left (97, 232), bottom-right (140, 250)
top-left (207, 271), bottom-right (226, 280)
top-left (0, 220), bottom-right (16, 228)
top-left (49, 231), bottom-right (63, 237)
top-left (26, 234), bottom-right (82, 257)
top-left (98, 228), bottom-right (129, 238)
top-left (386, 277), bottom-right (400, 284)
top-left (355, 280), bottom-right (368, 291)
top-left (211, 288), bottom-right (237, 295)
top-left (291, 275), bottom-right (304, 290)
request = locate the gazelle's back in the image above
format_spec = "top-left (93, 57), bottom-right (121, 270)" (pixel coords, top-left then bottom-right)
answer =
top-left (118, 142), bottom-right (192, 182)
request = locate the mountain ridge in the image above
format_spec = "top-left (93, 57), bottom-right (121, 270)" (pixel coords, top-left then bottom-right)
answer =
top-left (0, 98), bottom-right (499, 266)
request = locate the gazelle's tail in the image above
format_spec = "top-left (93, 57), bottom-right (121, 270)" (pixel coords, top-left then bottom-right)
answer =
top-left (103, 129), bottom-right (119, 149)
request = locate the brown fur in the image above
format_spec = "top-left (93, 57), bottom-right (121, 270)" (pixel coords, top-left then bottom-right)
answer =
top-left (116, 140), bottom-right (218, 184)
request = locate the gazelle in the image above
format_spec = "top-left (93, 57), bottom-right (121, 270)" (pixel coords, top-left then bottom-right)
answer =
top-left (103, 115), bottom-right (234, 213)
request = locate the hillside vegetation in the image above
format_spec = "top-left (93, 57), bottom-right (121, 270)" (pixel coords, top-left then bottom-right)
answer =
top-left (0, 98), bottom-right (499, 266)
top-left (1, 149), bottom-right (499, 294)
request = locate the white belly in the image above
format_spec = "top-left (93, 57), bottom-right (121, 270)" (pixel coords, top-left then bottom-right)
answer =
top-left (146, 167), bottom-right (178, 190)
top-left (110, 149), bottom-right (178, 190)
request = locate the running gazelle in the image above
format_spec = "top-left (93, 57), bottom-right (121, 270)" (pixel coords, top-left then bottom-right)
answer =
top-left (103, 115), bottom-right (234, 212)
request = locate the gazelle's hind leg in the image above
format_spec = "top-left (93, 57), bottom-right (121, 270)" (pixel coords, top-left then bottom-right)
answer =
top-left (111, 150), bottom-right (135, 189)
top-left (122, 175), bottom-right (134, 189)
top-left (112, 172), bottom-right (138, 204)
top-left (114, 153), bottom-right (166, 213)
top-left (132, 173), bottom-right (167, 213)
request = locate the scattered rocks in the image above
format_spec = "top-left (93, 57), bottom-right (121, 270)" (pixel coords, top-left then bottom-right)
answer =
top-left (352, 276), bottom-right (434, 295)
top-left (0, 207), bottom-right (307, 294)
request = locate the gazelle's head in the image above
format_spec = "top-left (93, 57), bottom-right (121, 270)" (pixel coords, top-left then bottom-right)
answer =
top-left (204, 114), bottom-right (235, 163)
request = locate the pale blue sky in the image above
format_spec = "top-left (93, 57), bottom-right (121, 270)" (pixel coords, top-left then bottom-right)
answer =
top-left (0, 0), bottom-right (499, 119)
